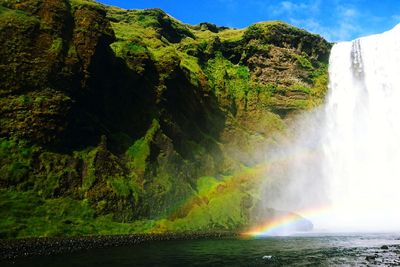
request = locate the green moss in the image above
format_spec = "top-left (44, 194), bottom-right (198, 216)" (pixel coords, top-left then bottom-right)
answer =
top-left (179, 51), bottom-right (204, 86)
top-left (245, 39), bottom-right (271, 56)
top-left (17, 95), bottom-right (32, 105)
top-left (109, 177), bottom-right (130, 197)
top-left (244, 21), bottom-right (309, 41)
top-left (205, 53), bottom-right (252, 101)
top-left (132, 9), bottom-right (195, 42)
top-left (0, 189), bottom-right (94, 238)
top-left (34, 152), bottom-right (76, 198)
top-left (126, 119), bottom-right (160, 174)
top-left (112, 41), bottom-right (147, 56)
top-left (217, 29), bottom-right (244, 42)
top-left (0, 190), bottom-right (43, 238)
top-left (0, 138), bottom-right (38, 186)
top-left (196, 176), bottom-right (219, 195)
top-left (0, 5), bottom-right (30, 20)
top-left (109, 175), bottom-right (141, 203)
top-left (243, 24), bottom-right (264, 40)
top-left (295, 54), bottom-right (313, 70)
top-left (4, 162), bottom-right (30, 184)
top-left (309, 63), bottom-right (329, 105)
top-left (135, 12), bottom-right (160, 28)
top-left (236, 65), bottom-right (250, 80)
top-left (149, 166), bottom-right (266, 232)
top-left (290, 84), bottom-right (311, 94)
top-left (126, 42), bottom-right (146, 53)
top-left (292, 99), bottom-right (309, 109)
top-left (149, 45), bottom-right (177, 65)
top-left (110, 20), bottom-right (163, 49)
top-left (0, 189), bottom-right (158, 238)
top-left (108, 8), bottom-right (194, 48)
top-left (70, 0), bottom-right (103, 11)
top-left (74, 148), bottom-right (98, 192)
top-left (0, 4), bottom-right (40, 53)
top-left (205, 188), bottom-right (247, 228)
top-left (49, 37), bottom-right (63, 54)
top-left (191, 25), bottom-right (244, 43)
top-left (109, 7), bottom-right (209, 85)
top-left (0, 5), bottom-right (7, 14)
top-left (67, 44), bottom-right (77, 57)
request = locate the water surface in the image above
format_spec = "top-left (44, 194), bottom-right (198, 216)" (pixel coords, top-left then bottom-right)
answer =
top-left (4, 233), bottom-right (400, 266)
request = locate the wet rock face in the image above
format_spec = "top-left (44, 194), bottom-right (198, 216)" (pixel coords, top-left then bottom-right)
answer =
top-left (0, 0), bottom-right (70, 144)
top-left (72, 4), bottom-right (115, 86)
top-left (247, 46), bottom-right (310, 88)
top-left (0, 0), bottom-right (332, 237)
top-left (0, 0), bottom-right (116, 146)
top-left (243, 22), bottom-right (331, 61)
top-left (0, 89), bottom-right (72, 145)
top-left (242, 22), bottom-right (330, 89)
top-left (0, 1), bottom-right (61, 94)
top-left (130, 8), bottom-right (195, 43)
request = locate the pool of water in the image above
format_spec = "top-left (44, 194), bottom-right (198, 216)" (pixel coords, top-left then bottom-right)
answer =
top-left (4, 233), bottom-right (400, 266)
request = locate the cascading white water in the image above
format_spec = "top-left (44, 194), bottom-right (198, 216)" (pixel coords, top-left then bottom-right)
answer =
top-left (318, 24), bottom-right (400, 232)
top-left (258, 24), bottom-right (400, 234)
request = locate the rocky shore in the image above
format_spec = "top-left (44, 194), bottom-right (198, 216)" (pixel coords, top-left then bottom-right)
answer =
top-left (0, 232), bottom-right (239, 261)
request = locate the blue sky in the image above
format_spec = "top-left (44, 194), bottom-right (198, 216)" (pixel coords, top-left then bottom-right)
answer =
top-left (97, 0), bottom-right (400, 41)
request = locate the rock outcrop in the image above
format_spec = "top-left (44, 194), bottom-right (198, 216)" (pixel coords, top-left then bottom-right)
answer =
top-left (0, 0), bottom-right (331, 238)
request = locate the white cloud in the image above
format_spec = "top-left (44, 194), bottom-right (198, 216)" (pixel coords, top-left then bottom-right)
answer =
top-left (288, 18), bottom-right (333, 39)
top-left (270, 0), bottom-right (320, 16)
top-left (281, 1), bottom-right (307, 13)
top-left (285, 2), bottom-right (365, 42)
top-left (392, 15), bottom-right (400, 23)
top-left (288, 12), bottom-right (361, 41)
top-left (338, 6), bottom-right (358, 19)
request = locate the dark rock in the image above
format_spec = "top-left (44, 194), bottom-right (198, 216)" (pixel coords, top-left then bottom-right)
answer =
top-left (0, 232), bottom-right (239, 260)
top-left (366, 255), bottom-right (377, 261)
top-left (199, 22), bottom-right (219, 33)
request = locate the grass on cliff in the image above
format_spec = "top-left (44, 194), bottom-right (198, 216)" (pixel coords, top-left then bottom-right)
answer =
top-left (0, 138), bottom-right (38, 188)
top-left (0, 135), bottom-right (266, 238)
top-left (70, 0), bottom-right (103, 11)
top-left (243, 21), bottom-right (323, 43)
top-left (126, 119), bottom-right (160, 175)
top-left (108, 7), bottom-right (248, 89)
top-left (193, 27), bottom-right (245, 42)
top-left (0, 163), bottom-right (266, 239)
top-left (311, 63), bottom-right (329, 102)
top-left (205, 53), bottom-right (251, 100)
top-left (0, 189), bottom-right (156, 239)
top-left (150, 166), bottom-right (266, 233)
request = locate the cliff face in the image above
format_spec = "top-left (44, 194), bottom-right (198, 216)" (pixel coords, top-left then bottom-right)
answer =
top-left (0, 0), bottom-right (331, 238)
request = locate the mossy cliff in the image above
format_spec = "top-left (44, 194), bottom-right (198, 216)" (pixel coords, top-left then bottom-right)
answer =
top-left (0, 0), bottom-right (331, 238)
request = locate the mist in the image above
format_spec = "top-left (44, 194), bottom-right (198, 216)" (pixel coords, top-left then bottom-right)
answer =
top-left (256, 23), bottom-right (400, 234)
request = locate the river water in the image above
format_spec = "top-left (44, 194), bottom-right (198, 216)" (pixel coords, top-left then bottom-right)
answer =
top-left (4, 233), bottom-right (400, 266)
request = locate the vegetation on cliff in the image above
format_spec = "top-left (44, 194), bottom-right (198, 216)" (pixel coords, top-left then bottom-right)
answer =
top-left (0, 0), bottom-right (331, 238)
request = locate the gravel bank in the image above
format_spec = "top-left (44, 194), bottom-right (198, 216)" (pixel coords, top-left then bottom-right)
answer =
top-left (0, 232), bottom-right (239, 261)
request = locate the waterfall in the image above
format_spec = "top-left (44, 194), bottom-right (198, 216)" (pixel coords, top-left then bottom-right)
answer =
top-left (319, 24), bottom-right (400, 232)
top-left (257, 24), bottom-right (400, 234)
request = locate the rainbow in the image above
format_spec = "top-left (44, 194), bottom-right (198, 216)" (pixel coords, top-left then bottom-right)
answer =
top-left (243, 206), bottom-right (331, 237)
